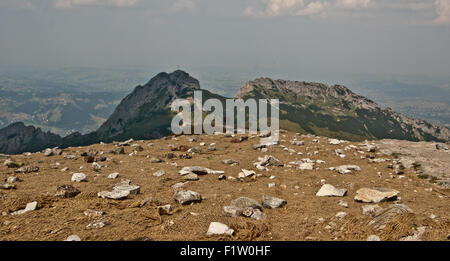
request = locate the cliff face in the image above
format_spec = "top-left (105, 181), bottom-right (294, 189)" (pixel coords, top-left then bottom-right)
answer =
top-left (236, 77), bottom-right (450, 142)
top-left (0, 122), bottom-right (62, 154)
top-left (95, 70), bottom-right (201, 141)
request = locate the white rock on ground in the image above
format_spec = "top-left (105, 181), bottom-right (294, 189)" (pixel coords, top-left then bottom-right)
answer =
top-left (153, 170), bottom-right (165, 177)
top-left (174, 190), bottom-right (202, 205)
top-left (71, 173), bottom-right (87, 182)
top-left (11, 201), bottom-right (38, 215)
top-left (316, 184), bottom-right (347, 197)
top-left (262, 196), bottom-right (287, 209)
top-left (206, 222), bottom-right (234, 236)
top-left (65, 235), bottom-right (81, 241)
top-left (354, 188), bottom-right (399, 203)
top-left (367, 235), bottom-right (381, 241)
top-left (97, 190), bottom-right (130, 200)
top-left (107, 172), bottom-right (119, 179)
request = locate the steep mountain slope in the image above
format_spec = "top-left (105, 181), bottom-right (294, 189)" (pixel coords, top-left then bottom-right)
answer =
top-left (1, 71), bottom-right (449, 154)
top-left (235, 78), bottom-right (450, 142)
top-left (0, 122), bottom-right (63, 154)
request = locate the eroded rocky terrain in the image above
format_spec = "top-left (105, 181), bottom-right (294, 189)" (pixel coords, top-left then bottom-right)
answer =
top-left (0, 131), bottom-right (449, 241)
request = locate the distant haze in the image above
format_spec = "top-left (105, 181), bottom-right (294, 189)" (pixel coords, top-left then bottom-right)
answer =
top-left (0, 0), bottom-right (450, 78)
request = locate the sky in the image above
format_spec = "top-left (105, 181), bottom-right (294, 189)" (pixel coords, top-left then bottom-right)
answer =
top-left (0, 0), bottom-right (450, 78)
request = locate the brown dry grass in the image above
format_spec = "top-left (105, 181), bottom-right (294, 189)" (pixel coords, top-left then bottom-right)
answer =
top-left (0, 132), bottom-right (449, 241)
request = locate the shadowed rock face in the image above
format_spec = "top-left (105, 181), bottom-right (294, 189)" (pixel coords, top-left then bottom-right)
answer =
top-left (236, 77), bottom-right (450, 142)
top-left (96, 70), bottom-right (201, 141)
top-left (0, 122), bottom-right (62, 154)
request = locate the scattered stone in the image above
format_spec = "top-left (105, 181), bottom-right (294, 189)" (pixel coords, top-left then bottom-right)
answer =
top-left (328, 139), bottom-right (342, 145)
top-left (174, 190), bottom-right (202, 205)
top-left (113, 183), bottom-right (140, 195)
top-left (184, 173), bottom-right (199, 181)
top-left (11, 201), bottom-right (38, 215)
top-left (334, 165), bottom-right (361, 174)
top-left (338, 200), bottom-right (348, 208)
top-left (4, 159), bottom-right (20, 168)
top-left (354, 188), bottom-right (399, 203)
top-left (97, 190), bottom-right (130, 200)
top-left (238, 169), bottom-right (256, 179)
top-left (92, 162), bottom-right (102, 171)
top-left (150, 157), bottom-right (163, 163)
top-left (171, 182), bottom-right (187, 190)
top-left (153, 170), bottom-right (165, 177)
top-left (335, 212), bottom-right (348, 219)
top-left (222, 159), bottom-right (240, 165)
top-left (86, 220), bottom-right (110, 229)
top-left (55, 185), bottom-right (81, 198)
top-left (218, 175), bottom-right (226, 180)
top-left (14, 165), bottom-right (39, 173)
top-left (206, 222), bottom-right (234, 236)
top-left (231, 136), bottom-right (248, 143)
top-left (179, 166), bottom-right (224, 175)
top-left (316, 184), bottom-right (347, 197)
top-left (222, 206), bottom-right (244, 217)
top-left (400, 227), bottom-right (426, 241)
top-left (262, 196), bottom-right (287, 209)
top-left (291, 140), bottom-right (305, 146)
top-left (6, 176), bottom-right (20, 183)
top-left (1, 183), bottom-right (15, 190)
top-left (297, 162), bottom-right (315, 170)
top-left (250, 209), bottom-right (267, 220)
top-left (108, 172), bottom-right (119, 179)
top-left (361, 205), bottom-right (384, 217)
top-left (230, 197), bottom-right (262, 210)
top-left (367, 235), bottom-right (381, 241)
top-left (71, 173), bottom-right (87, 182)
top-left (84, 209), bottom-right (105, 218)
top-left (65, 235), bottom-right (81, 241)
top-left (158, 205), bottom-right (173, 215)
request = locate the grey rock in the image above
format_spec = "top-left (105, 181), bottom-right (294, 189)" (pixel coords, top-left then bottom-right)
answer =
top-left (354, 188), bottom-right (399, 203)
top-left (71, 173), bottom-right (87, 182)
top-left (108, 172), bottom-right (119, 179)
top-left (183, 173), bottom-right (199, 181)
top-left (15, 165), bottom-right (39, 173)
top-left (206, 222), bottom-right (234, 236)
top-left (361, 205), bottom-right (384, 217)
top-left (367, 235), bottom-right (381, 241)
top-left (86, 220), bottom-right (110, 229)
top-left (65, 235), bottom-right (81, 241)
top-left (112, 184), bottom-right (140, 195)
top-left (174, 190), bottom-right (202, 205)
top-left (230, 197), bottom-right (262, 210)
top-left (222, 206), bottom-right (244, 217)
top-left (84, 209), bottom-right (105, 218)
top-left (262, 196), bottom-right (287, 209)
top-left (316, 184), bottom-right (347, 197)
top-left (97, 190), bottom-right (130, 200)
top-left (55, 184), bottom-right (80, 198)
top-left (153, 170), bottom-right (165, 177)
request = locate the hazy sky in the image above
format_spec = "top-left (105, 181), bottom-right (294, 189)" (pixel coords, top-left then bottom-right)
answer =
top-left (1, 0), bottom-right (450, 77)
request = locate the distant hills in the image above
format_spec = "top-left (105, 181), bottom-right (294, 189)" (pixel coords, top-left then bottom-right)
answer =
top-left (0, 70), bottom-right (449, 154)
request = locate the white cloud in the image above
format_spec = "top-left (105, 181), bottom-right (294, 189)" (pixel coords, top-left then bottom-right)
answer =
top-left (172, 0), bottom-right (196, 12)
top-left (243, 0), bottom-right (372, 18)
top-left (54, 0), bottom-right (140, 8)
top-left (434, 0), bottom-right (450, 24)
top-left (335, 0), bottom-right (370, 9)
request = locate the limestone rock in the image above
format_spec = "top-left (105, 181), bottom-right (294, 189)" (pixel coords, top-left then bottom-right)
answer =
top-left (316, 184), bottom-right (347, 197)
top-left (206, 222), bottom-right (234, 236)
top-left (262, 196), bottom-right (287, 209)
top-left (71, 173), bottom-right (87, 182)
top-left (174, 190), bottom-right (202, 205)
top-left (354, 188), bottom-right (399, 203)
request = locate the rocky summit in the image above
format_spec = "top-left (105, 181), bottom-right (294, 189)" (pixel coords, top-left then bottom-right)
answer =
top-left (1, 70), bottom-right (449, 155)
top-left (0, 130), bottom-right (448, 241)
